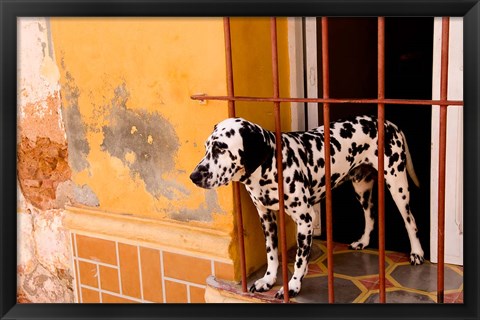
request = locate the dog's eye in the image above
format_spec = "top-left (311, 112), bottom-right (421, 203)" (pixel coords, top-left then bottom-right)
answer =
top-left (213, 142), bottom-right (228, 150)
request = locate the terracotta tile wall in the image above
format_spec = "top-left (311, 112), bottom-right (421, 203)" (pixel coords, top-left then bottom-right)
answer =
top-left (71, 232), bottom-right (235, 303)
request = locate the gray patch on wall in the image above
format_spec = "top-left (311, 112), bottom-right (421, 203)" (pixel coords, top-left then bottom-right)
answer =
top-left (74, 184), bottom-right (100, 207)
top-left (55, 180), bottom-right (100, 208)
top-left (101, 83), bottom-right (189, 200)
top-left (170, 189), bottom-right (224, 222)
top-left (61, 71), bottom-right (90, 172)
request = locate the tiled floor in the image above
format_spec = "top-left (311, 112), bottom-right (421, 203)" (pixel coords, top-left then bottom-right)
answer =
top-left (211, 239), bottom-right (463, 303)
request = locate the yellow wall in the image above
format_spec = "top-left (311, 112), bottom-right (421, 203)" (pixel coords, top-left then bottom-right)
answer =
top-left (50, 18), bottom-right (234, 231)
top-left (51, 17), bottom-right (296, 281)
top-left (231, 18), bottom-right (291, 127)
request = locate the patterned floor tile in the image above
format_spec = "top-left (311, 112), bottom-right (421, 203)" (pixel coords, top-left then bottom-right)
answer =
top-left (292, 276), bottom-right (363, 303)
top-left (386, 252), bottom-right (411, 263)
top-left (324, 251), bottom-right (389, 277)
top-left (358, 276), bottom-right (395, 290)
top-left (363, 289), bottom-right (435, 303)
top-left (390, 263), bottom-right (463, 292)
top-left (216, 240), bottom-right (463, 304)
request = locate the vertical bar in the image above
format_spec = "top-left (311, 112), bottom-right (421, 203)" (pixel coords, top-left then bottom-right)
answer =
top-left (305, 17), bottom-right (320, 130)
top-left (437, 16), bottom-right (450, 304)
top-left (224, 17), bottom-right (248, 293)
top-left (224, 18), bottom-right (236, 118)
top-left (270, 17), bottom-right (290, 303)
top-left (321, 17), bottom-right (335, 304)
top-left (377, 17), bottom-right (387, 304)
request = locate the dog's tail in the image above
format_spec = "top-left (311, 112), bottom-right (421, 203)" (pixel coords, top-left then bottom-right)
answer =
top-left (401, 131), bottom-right (420, 188)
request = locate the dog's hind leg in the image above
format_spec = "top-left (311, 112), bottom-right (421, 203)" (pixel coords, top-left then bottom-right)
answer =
top-left (349, 173), bottom-right (375, 250)
top-left (385, 168), bottom-right (425, 265)
top-left (249, 208), bottom-right (279, 293)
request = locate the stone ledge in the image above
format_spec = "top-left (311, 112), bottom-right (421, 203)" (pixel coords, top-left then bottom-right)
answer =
top-left (64, 205), bottom-right (232, 262)
top-left (205, 276), bottom-right (283, 303)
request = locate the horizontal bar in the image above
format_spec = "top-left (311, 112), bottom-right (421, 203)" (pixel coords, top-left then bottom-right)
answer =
top-left (191, 95), bottom-right (463, 106)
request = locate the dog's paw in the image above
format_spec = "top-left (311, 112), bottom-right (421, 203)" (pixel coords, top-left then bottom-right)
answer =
top-left (274, 287), bottom-right (300, 300)
top-left (349, 241), bottom-right (366, 250)
top-left (410, 253), bottom-right (425, 265)
top-left (274, 279), bottom-right (301, 300)
top-left (249, 277), bottom-right (275, 293)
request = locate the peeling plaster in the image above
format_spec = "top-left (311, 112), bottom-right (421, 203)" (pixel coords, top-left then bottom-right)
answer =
top-left (19, 263), bottom-right (73, 303)
top-left (17, 185), bottom-right (74, 303)
top-left (17, 136), bottom-right (71, 210)
top-left (62, 71), bottom-right (90, 172)
top-left (17, 18), bottom-right (74, 303)
top-left (31, 208), bottom-right (72, 278)
top-left (18, 18), bottom-right (65, 144)
top-left (56, 180), bottom-right (100, 207)
top-left (101, 83), bottom-right (189, 200)
top-left (73, 184), bottom-right (100, 207)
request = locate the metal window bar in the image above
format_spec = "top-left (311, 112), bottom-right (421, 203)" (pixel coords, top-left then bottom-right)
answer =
top-left (223, 17), bottom-right (248, 294)
top-left (191, 16), bottom-right (462, 304)
top-left (437, 16), bottom-right (450, 304)
top-left (377, 16), bottom-right (387, 303)
top-left (270, 18), bottom-right (291, 303)
top-left (321, 17), bottom-right (335, 303)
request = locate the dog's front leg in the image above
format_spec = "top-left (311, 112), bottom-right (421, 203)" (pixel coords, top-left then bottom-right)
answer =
top-left (249, 208), bottom-right (279, 293)
top-left (274, 209), bottom-right (313, 299)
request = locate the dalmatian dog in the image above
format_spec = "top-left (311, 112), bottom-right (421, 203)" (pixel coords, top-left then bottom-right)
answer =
top-left (190, 115), bottom-right (424, 299)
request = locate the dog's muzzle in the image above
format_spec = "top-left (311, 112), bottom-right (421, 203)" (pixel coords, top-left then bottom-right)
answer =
top-left (190, 165), bottom-right (209, 188)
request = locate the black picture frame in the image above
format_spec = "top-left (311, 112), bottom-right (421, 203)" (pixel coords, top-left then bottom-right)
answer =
top-left (1, 0), bottom-right (479, 319)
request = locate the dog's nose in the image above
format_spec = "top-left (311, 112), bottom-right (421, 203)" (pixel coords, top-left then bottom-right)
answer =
top-left (190, 165), bottom-right (207, 183)
top-left (190, 171), bottom-right (202, 183)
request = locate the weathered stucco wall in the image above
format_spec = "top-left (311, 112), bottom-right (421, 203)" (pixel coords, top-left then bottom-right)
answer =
top-left (17, 18), bottom-right (74, 303)
top-left (49, 18), bottom-right (234, 229)
top-left (17, 18), bottom-right (297, 303)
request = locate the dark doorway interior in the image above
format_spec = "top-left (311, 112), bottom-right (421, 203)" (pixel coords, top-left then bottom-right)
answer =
top-left (313, 17), bottom-right (433, 259)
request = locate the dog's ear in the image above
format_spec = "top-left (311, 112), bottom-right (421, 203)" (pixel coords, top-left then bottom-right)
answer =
top-left (239, 123), bottom-right (273, 175)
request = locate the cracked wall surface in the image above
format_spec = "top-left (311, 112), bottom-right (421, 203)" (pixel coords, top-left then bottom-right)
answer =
top-left (17, 18), bottom-right (77, 303)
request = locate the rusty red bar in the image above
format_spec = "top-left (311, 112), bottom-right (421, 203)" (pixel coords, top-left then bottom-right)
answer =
top-left (224, 18), bottom-right (236, 118)
top-left (270, 17), bottom-right (290, 303)
top-left (321, 17), bottom-right (335, 304)
top-left (437, 16), bottom-right (450, 304)
top-left (223, 17), bottom-right (248, 293)
top-left (191, 95), bottom-right (463, 106)
top-left (377, 17), bottom-right (387, 304)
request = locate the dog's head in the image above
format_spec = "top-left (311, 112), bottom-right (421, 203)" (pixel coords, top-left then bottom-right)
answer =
top-left (190, 118), bottom-right (274, 189)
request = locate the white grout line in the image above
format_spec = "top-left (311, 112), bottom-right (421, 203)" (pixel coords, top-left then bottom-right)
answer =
top-left (96, 264), bottom-right (102, 303)
top-left (115, 241), bottom-right (123, 295)
top-left (186, 284), bottom-right (191, 303)
top-left (163, 276), bottom-right (206, 289)
top-left (79, 284), bottom-right (150, 303)
top-left (160, 250), bottom-right (167, 303)
top-left (74, 257), bottom-right (83, 303)
top-left (72, 232), bottom-right (78, 257)
top-left (137, 246), bottom-right (144, 302)
top-left (73, 234), bottom-right (84, 303)
top-left (75, 256), bottom-right (119, 269)
top-left (70, 233), bottom-right (79, 303)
